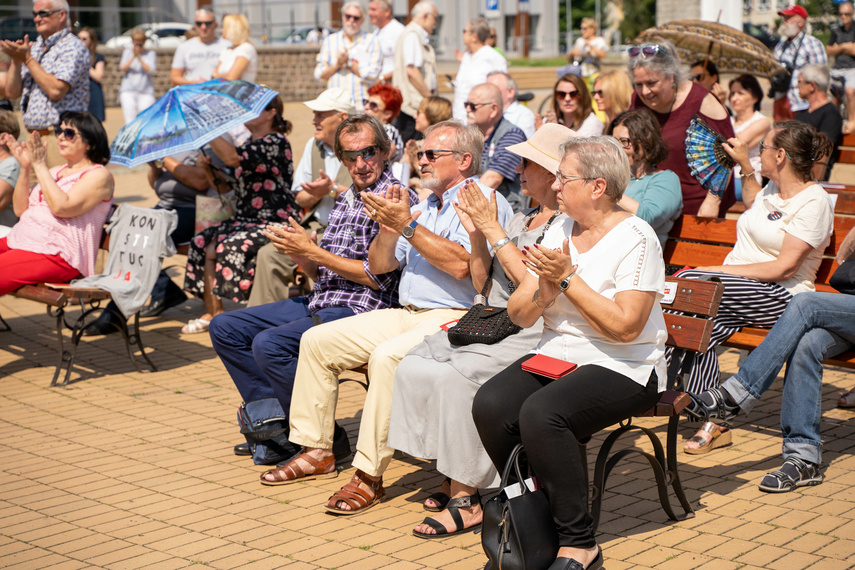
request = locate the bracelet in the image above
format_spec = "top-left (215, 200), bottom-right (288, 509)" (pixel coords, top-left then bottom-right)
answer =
top-left (532, 289), bottom-right (555, 309)
top-left (329, 185), bottom-right (338, 198)
top-left (490, 237), bottom-right (511, 255)
top-left (739, 170), bottom-right (755, 179)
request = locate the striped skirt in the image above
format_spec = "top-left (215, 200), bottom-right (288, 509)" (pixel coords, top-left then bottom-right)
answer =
top-left (666, 269), bottom-right (793, 394)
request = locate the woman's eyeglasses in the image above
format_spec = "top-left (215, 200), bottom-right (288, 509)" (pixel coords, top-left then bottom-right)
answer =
top-left (362, 99), bottom-right (380, 111)
top-left (417, 149), bottom-right (459, 162)
top-left (759, 142), bottom-right (792, 160)
top-left (54, 127), bottom-right (79, 141)
top-left (340, 145), bottom-right (379, 163)
top-left (616, 137), bottom-right (632, 149)
top-left (555, 90), bottom-right (580, 100)
top-left (628, 44), bottom-right (662, 59)
top-left (555, 170), bottom-right (594, 185)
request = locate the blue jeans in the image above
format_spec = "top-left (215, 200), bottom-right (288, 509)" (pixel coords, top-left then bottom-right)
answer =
top-left (208, 298), bottom-right (355, 409)
top-left (722, 292), bottom-right (855, 464)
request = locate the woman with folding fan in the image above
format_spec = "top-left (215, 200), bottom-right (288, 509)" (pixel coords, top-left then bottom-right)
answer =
top-left (676, 121), bottom-right (834, 454)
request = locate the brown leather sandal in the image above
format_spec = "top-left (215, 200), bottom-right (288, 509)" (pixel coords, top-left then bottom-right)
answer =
top-left (324, 469), bottom-right (385, 515)
top-left (259, 451), bottom-right (337, 486)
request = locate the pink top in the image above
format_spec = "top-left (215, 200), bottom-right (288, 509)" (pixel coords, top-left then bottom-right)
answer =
top-left (8, 164), bottom-right (114, 277)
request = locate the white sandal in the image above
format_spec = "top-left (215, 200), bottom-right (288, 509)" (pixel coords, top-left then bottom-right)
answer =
top-left (181, 318), bottom-right (211, 334)
top-left (838, 389), bottom-right (855, 409)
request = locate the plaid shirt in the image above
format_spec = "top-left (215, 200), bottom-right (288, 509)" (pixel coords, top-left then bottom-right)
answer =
top-left (307, 168), bottom-right (418, 314)
top-left (774, 32), bottom-right (827, 112)
top-left (21, 28), bottom-right (90, 130)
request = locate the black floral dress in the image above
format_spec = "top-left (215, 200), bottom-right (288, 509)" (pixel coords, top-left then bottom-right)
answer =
top-left (184, 132), bottom-right (298, 302)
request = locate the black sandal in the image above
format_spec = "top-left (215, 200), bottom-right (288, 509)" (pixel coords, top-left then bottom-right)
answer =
top-left (413, 492), bottom-right (481, 539)
top-left (685, 387), bottom-right (740, 428)
top-left (423, 477), bottom-right (451, 512)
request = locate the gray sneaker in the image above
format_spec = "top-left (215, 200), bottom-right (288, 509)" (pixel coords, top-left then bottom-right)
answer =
top-left (758, 457), bottom-right (822, 493)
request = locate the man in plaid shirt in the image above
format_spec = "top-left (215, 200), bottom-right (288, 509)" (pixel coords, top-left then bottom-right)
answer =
top-left (209, 115), bottom-right (417, 464)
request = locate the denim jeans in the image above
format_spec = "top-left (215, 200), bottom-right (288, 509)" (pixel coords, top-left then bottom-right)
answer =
top-left (722, 292), bottom-right (855, 464)
top-left (208, 298), bottom-right (355, 409)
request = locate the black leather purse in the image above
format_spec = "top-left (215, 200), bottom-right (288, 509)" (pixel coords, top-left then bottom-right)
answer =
top-left (447, 259), bottom-right (521, 346)
top-left (481, 444), bottom-right (559, 570)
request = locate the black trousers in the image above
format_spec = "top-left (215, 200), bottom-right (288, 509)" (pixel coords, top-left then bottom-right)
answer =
top-left (472, 356), bottom-right (660, 548)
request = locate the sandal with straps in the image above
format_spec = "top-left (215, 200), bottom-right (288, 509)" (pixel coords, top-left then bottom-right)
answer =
top-left (685, 387), bottom-right (740, 428)
top-left (684, 421), bottom-right (732, 455)
top-left (260, 451), bottom-right (337, 486)
top-left (413, 491), bottom-right (481, 540)
top-left (424, 477), bottom-right (451, 512)
top-left (324, 469), bottom-right (385, 515)
top-left (758, 457), bottom-right (822, 493)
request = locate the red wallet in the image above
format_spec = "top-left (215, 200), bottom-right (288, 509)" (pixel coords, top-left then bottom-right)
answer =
top-left (521, 354), bottom-right (578, 379)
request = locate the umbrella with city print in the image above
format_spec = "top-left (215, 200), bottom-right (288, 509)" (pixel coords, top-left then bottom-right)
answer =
top-left (109, 79), bottom-right (278, 169)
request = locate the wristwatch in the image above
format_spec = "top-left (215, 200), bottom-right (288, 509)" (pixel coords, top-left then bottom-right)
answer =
top-left (402, 219), bottom-right (418, 239)
top-left (558, 271), bottom-right (575, 292)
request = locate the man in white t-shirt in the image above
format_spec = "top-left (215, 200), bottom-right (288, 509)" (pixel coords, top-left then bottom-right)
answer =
top-left (452, 18), bottom-right (507, 123)
top-left (486, 71), bottom-right (535, 138)
top-left (369, 0), bottom-right (404, 84)
top-left (170, 7), bottom-right (231, 85)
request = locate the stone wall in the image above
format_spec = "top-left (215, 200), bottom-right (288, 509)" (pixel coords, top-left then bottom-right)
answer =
top-left (99, 45), bottom-right (325, 105)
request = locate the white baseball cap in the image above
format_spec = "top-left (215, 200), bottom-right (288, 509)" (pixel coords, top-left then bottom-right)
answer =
top-left (303, 88), bottom-right (356, 114)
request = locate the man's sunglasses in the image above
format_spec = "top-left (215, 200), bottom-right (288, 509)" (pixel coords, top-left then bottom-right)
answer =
top-left (195, 20), bottom-right (215, 27)
top-left (341, 145), bottom-right (379, 163)
top-left (463, 101), bottom-right (489, 112)
top-left (54, 127), bottom-right (79, 141)
top-left (555, 89), bottom-right (580, 100)
top-left (344, 14), bottom-right (362, 21)
top-left (628, 44), bottom-right (662, 59)
top-left (33, 9), bottom-right (61, 18)
top-left (417, 149), bottom-right (460, 162)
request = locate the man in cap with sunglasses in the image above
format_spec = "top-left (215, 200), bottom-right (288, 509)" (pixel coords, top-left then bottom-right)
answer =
top-left (170, 7), bottom-right (230, 86)
top-left (315, 1), bottom-right (382, 113)
top-left (1, 0), bottom-right (90, 170)
top-left (771, 5), bottom-right (827, 121)
top-left (210, 114), bottom-right (417, 466)
top-left (271, 121), bottom-right (513, 515)
top-left (248, 88), bottom-right (355, 306)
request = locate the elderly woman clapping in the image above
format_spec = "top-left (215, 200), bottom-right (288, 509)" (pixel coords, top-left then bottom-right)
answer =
top-left (473, 136), bottom-right (667, 570)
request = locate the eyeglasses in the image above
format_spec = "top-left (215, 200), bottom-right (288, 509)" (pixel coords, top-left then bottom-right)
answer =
top-left (591, 90), bottom-right (603, 96)
top-left (616, 137), bottom-right (632, 149)
top-left (628, 44), bottom-right (662, 59)
top-left (463, 101), bottom-right (489, 112)
top-left (133, 42), bottom-right (145, 47)
top-left (841, 11), bottom-right (854, 16)
top-left (417, 149), bottom-right (460, 162)
top-left (759, 142), bottom-right (792, 160)
top-left (555, 89), bottom-right (580, 100)
top-left (691, 74), bottom-right (704, 82)
top-left (54, 127), bottom-right (79, 141)
top-left (33, 9), bottom-right (61, 18)
top-left (340, 145), bottom-right (379, 163)
top-left (344, 14), bottom-right (362, 21)
top-left (362, 99), bottom-right (381, 111)
top-left (555, 170), bottom-right (594, 185)
top-left (195, 20), bottom-right (215, 27)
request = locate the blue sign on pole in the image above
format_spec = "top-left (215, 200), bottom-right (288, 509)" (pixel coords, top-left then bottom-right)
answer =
top-left (486, 0), bottom-right (499, 11)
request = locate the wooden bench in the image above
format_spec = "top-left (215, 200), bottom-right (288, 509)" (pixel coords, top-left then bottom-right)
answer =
top-left (665, 201), bottom-right (855, 368)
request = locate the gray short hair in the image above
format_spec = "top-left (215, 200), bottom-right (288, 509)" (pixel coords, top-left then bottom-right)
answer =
top-left (487, 71), bottom-right (518, 95)
top-left (559, 136), bottom-right (630, 202)
top-left (468, 18), bottom-right (490, 44)
top-left (370, 0), bottom-right (392, 11)
top-left (628, 40), bottom-right (688, 84)
top-left (194, 6), bottom-right (216, 20)
top-left (411, 1), bottom-right (436, 19)
top-left (800, 64), bottom-right (830, 93)
top-left (39, 0), bottom-right (69, 23)
top-left (334, 115), bottom-right (392, 166)
top-left (424, 121), bottom-right (483, 177)
top-left (341, 1), bottom-right (365, 17)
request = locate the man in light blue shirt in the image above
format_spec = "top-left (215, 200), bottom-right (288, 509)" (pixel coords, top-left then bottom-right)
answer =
top-left (263, 122), bottom-right (512, 515)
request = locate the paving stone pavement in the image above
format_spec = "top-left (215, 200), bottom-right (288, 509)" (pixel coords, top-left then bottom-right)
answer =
top-left (1, 107), bottom-right (855, 570)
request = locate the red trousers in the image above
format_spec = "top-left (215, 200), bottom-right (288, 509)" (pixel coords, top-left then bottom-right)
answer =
top-left (0, 238), bottom-right (81, 296)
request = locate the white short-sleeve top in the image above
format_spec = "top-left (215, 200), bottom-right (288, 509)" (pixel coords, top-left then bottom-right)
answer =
top-left (533, 215), bottom-right (668, 390)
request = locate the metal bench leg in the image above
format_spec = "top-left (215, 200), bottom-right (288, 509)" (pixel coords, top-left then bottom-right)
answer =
top-left (128, 312), bottom-right (156, 372)
top-left (47, 305), bottom-right (73, 387)
top-left (0, 313), bottom-right (10, 332)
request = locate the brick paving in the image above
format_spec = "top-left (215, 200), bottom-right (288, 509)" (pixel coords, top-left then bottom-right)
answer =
top-left (2, 107), bottom-right (855, 569)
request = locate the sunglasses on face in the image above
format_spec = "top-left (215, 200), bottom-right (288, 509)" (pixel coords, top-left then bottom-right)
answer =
top-left (362, 99), bottom-right (381, 111)
top-left (340, 145), bottom-right (379, 163)
top-left (842, 11), bottom-right (854, 16)
top-left (555, 89), bottom-right (580, 100)
top-left (417, 149), bottom-right (458, 162)
top-left (33, 9), bottom-right (61, 18)
top-left (344, 14), bottom-right (362, 21)
top-left (195, 20), bottom-right (215, 27)
top-left (591, 89), bottom-right (603, 96)
top-left (463, 101), bottom-right (489, 112)
top-left (628, 44), bottom-right (662, 59)
top-left (54, 127), bottom-right (79, 141)
top-left (691, 74), bottom-right (704, 82)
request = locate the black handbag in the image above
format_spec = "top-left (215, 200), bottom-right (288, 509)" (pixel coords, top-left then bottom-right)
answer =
top-left (830, 259), bottom-right (855, 295)
top-left (481, 444), bottom-right (559, 570)
top-left (447, 259), bottom-right (521, 346)
top-left (237, 398), bottom-right (301, 465)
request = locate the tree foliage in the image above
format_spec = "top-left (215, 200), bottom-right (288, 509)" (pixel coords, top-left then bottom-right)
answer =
top-left (621, 0), bottom-right (657, 43)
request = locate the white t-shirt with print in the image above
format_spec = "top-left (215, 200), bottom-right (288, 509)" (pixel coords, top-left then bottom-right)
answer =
top-left (217, 42), bottom-right (258, 83)
top-left (533, 215), bottom-right (668, 390)
top-left (724, 182), bottom-right (834, 295)
top-left (172, 37), bottom-right (231, 82)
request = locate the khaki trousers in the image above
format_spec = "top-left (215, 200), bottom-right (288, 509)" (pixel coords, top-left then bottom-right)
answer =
top-left (288, 306), bottom-right (464, 478)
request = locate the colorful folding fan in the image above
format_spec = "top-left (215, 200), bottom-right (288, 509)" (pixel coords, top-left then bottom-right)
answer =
top-left (685, 115), bottom-right (735, 198)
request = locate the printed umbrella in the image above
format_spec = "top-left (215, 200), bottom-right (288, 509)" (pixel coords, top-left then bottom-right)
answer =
top-left (109, 79), bottom-right (278, 169)
top-left (685, 115), bottom-right (735, 199)
top-left (634, 20), bottom-right (784, 78)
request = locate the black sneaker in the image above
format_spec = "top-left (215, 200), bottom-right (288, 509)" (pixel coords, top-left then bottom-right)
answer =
top-left (759, 457), bottom-right (822, 493)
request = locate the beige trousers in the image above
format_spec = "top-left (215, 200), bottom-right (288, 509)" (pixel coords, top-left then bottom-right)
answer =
top-left (288, 306), bottom-right (464, 478)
